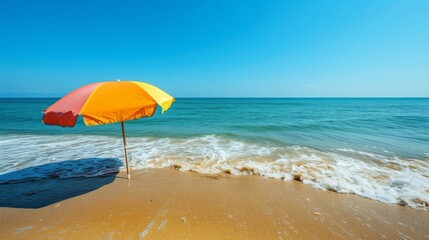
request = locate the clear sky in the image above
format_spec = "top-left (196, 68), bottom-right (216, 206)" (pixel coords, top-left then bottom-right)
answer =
top-left (0, 0), bottom-right (428, 97)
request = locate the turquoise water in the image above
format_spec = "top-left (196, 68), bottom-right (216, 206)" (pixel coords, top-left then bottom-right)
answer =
top-left (1, 98), bottom-right (428, 158)
top-left (0, 98), bottom-right (428, 208)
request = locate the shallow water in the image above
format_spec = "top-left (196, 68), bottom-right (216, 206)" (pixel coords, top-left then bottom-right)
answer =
top-left (0, 98), bottom-right (428, 208)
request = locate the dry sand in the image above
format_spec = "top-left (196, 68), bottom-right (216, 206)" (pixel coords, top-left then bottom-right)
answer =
top-left (0, 168), bottom-right (428, 239)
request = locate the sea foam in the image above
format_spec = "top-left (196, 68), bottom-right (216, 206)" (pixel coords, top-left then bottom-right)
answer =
top-left (0, 134), bottom-right (428, 209)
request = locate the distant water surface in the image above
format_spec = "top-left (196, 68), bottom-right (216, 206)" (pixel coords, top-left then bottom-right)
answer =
top-left (0, 98), bottom-right (428, 208)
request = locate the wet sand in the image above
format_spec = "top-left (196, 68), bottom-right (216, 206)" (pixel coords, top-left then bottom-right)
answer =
top-left (0, 169), bottom-right (428, 239)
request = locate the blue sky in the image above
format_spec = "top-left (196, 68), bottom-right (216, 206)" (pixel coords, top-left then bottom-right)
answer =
top-left (0, 0), bottom-right (428, 97)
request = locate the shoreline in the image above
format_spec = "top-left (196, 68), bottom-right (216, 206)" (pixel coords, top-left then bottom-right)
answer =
top-left (0, 169), bottom-right (428, 239)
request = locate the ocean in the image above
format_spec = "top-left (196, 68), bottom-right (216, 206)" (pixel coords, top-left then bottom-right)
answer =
top-left (0, 98), bottom-right (428, 208)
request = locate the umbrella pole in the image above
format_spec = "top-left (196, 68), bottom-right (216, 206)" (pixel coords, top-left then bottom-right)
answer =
top-left (121, 121), bottom-right (131, 179)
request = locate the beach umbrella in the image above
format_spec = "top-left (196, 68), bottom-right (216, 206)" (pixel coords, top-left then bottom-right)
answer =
top-left (42, 80), bottom-right (174, 179)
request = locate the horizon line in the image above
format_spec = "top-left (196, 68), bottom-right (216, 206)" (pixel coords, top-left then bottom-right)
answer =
top-left (1, 96), bottom-right (428, 99)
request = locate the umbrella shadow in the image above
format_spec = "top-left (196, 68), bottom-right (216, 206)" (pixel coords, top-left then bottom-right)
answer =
top-left (0, 158), bottom-right (122, 209)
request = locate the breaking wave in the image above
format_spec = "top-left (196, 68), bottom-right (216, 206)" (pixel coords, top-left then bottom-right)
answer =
top-left (1, 134), bottom-right (428, 209)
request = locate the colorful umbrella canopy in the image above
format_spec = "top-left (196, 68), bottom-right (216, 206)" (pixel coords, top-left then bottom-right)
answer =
top-left (42, 80), bottom-right (174, 179)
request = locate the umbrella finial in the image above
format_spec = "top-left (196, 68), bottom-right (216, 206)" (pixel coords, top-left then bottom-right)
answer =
top-left (117, 79), bottom-right (120, 82)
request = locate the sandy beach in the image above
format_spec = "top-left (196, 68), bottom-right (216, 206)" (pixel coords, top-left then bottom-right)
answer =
top-left (0, 168), bottom-right (428, 240)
